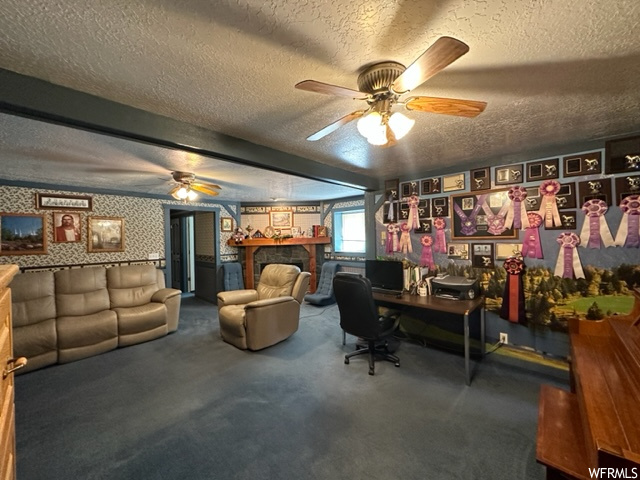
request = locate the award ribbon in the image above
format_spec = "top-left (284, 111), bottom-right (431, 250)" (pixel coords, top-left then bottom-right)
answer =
top-left (406, 195), bottom-right (420, 232)
top-left (386, 223), bottom-right (399, 253)
top-left (614, 194), bottom-right (640, 248)
top-left (579, 199), bottom-right (614, 249)
top-left (433, 217), bottom-right (447, 253)
top-left (554, 232), bottom-right (585, 279)
top-left (420, 235), bottom-right (435, 270)
top-left (481, 200), bottom-right (510, 235)
top-left (386, 193), bottom-right (396, 222)
top-left (453, 194), bottom-right (488, 236)
top-left (504, 186), bottom-right (530, 230)
top-left (399, 223), bottom-right (413, 254)
top-left (500, 256), bottom-right (526, 324)
top-left (538, 180), bottom-right (563, 228)
top-left (521, 212), bottom-right (544, 259)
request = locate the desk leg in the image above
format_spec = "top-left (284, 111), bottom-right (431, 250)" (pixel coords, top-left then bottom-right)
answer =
top-left (464, 312), bottom-right (470, 386)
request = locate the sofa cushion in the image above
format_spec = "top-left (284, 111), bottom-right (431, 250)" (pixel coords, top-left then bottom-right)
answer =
top-left (55, 267), bottom-right (111, 316)
top-left (56, 310), bottom-right (118, 363)
top-left (11, 271), bottom-right (56, 327)
top-left (107, 265), bottom-right (159, 308)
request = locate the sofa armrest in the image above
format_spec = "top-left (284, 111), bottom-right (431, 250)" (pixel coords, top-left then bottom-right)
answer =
top-left (151, 288), bottom-right (181, 304)
top-left (245, 296), bottom-right (294, 309)
top-left (217, 289), bottom-right (259, 309)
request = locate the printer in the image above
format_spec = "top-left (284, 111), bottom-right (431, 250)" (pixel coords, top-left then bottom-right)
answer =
top-left (431, 275), bottom-right (480, 300)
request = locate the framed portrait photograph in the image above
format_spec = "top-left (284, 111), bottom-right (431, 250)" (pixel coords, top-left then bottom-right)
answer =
top-left (221, 217), bottom-right (233, 232)
top-left (0, 213), bottom-right (47, 255)
top-left (269, 209), bottom-right (293, 229)
top-left (472, 243), bottom-right (495, 269)
top-left (88, 216), bottom-right (124, 253)
top-left (35, 193), bottom-right (93, 211)
top-left (53, 212), bottom-right (81, 243)
top-left (447, 243), bottom-right (469, 260)
top-left (443, 173), bottom-right (465, 192)
top-left (450, 189), bottom-right (518, 240)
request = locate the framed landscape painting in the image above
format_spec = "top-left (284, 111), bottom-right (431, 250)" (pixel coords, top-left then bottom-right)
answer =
top-left (0, 213), bottom-right (47, 255)
top-left (88, 216), bottom-right (125, 253)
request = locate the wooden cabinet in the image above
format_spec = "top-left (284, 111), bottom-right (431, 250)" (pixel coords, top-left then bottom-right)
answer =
top-left (0, 265), bottom-right (21, 480)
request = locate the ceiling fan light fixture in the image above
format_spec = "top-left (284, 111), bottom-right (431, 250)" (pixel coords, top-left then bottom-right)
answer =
top-left (388, 112), bottom-right (415, 140)
top-left (356, 111), bottom-right (382, 137)
top-left (176, 186), bottom-right (189, 199)
top-left (187, 189), bottom-right (198, 201)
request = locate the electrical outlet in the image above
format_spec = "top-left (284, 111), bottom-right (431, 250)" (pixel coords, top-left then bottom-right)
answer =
top-left (499, 332), bottom-right (508, 345)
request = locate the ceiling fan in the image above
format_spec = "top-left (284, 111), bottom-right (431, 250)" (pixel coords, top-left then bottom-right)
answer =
top-left (168, 171), bottom-right (221, 201)
top-left (295, 36), bottom-right (487, 147)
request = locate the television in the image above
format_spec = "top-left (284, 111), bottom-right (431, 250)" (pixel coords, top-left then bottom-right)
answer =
top-left (365, 260), bottom-right (404, 293)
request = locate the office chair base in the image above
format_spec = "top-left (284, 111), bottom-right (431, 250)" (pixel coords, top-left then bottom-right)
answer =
top-left (345, 342), bottom-right (400, 375)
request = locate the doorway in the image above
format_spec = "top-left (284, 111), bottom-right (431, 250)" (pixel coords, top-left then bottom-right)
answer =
top-left (170, 211), bottom-right (196, 292)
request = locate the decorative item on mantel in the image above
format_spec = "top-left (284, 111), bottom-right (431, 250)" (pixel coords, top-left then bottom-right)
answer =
top-left (232, 227), bottom-right (245, 244)
top-left (245, 225), bottom-right (253, 239)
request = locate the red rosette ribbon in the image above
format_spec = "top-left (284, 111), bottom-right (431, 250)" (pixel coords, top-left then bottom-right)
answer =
top-left (501, 256), bottom-right (526, 324)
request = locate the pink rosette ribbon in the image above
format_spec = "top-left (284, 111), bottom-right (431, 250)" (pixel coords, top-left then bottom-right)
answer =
top-left (614, 194), bottom-right (640, 248)
top-left (433, 217), bottom-right (447, 253)
top-left (579, 199), bottom-right (614, 249)
top-left (386, 223), bottom-right (400, 253)
top-left (521, 213), bottom-right (543, 259)
top-left (406, 195), bottom-right (420, 232)
top-left (420, 235), bottom-right (435, 269)
top-left (554, 232), bottom-right (585, 279)
top-left (504, 186), bottom-right (530, 230)
top-left (537, 180), bottom-right (562, 228)
top-left (399, 223), bottom-right (413, 254)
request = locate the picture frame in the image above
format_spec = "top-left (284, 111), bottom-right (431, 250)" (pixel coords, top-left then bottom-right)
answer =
top-left (450, 189), bottom-right (518, 240)
top-left (0, 213), bottom-right (47, 255)
top-left (472, 243), bottom-right (495, 269)
top-left (605, 135), bottom-right (640, 174)
top-left (495, 243), bottom-right (523, 260)
top-left (546, 210), bottom-right (578, 230)
top-left (269, 209), bottom-right (293, 229)
top-left (442, 173), bottom-right (465, 192)
top-left (430, 196), bottom-right (449, 217)
top-left (615, 174), bottom-right (640, 203)
top-left (555, 182), bottom-right (577, 209)
top-left (562, 151), bottom-right (602, 177)
top-left (524, 186), bottom-right (542, 211)
top-left (400, 180), bottom-right (420, 198)
top-left (494, 164), bottom-right (524, 185)
top-left (35, 193), bottom-right (93, 211)
top-left (383, 202), bottom-right (398, 224)
top-left (447, 243), bottom-right (469, 260)
top-left (414, 219), bottom-right (432, 234)
top-left (383, 179), bottom-right (399, 224)
top-left (421, 177), bottom-right (442, 195)
top-left (221, 217), bottom-right (233, 232)
top-left (470, 167), bottom-right (491, 191)
top-left (384, 179), bottom-right (399, 201)
top-left (87, 216), bottom-right (124, 253)
top-left (526, 158), bottom-right (559, 181)
top-left (577, 178), bottom-right (612, 206)
top-left (52, 212), bottom-right (82, 243)
top-left (417, 199), bottom-right (430, 219)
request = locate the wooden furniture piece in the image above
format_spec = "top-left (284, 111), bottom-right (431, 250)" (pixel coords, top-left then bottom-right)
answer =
top-left (228, 237), bottom-right (331, 292)
top-left (1, 264), bottom-right (24, 480)
top-left (372, 291), bottom-right (485, 385)
top-left (536, 289), bottom-right (640, 479)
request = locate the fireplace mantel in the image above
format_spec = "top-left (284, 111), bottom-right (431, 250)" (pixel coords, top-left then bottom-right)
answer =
top-left (227, 237), bottom-right (331, 291)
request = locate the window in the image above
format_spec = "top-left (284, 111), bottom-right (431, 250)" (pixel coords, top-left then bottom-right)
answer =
top-left (333, 208), bottom-right (365, 253)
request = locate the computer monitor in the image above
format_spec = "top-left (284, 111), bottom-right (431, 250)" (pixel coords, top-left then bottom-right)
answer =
top-left (365, 259), bottom-right (404, 293)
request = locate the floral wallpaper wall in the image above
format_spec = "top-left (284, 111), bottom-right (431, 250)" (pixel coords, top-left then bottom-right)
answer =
top-left (0, 185), bottom-right (235, 268)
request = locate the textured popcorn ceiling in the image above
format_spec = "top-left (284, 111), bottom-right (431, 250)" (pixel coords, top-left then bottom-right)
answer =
top-left (0, 0), bottom-right (639, 201)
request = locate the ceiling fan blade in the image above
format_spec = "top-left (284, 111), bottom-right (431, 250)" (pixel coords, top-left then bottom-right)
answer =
top-left (191, 184), bottom-right (220, 196)
top-left (307, 110), bottom-right (366, 141)
top-left (193, 181), bottom-right (221, 190)
top-left (295, 80), bottom-right (366, 99)
top-left (405, 96), bottom-right (487, 118)
top-left (391, 36), bottom-right (469, 94)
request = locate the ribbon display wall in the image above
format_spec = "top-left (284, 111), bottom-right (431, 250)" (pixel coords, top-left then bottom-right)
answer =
top-left (504, 186), bottom-right (530, 230)
top-left (554, 232), bottom-right (585, 279)
top-left (481, 201), bottom-right (510, 235)
top-left (420, 235), bottom-right (435, 269)
top-left (399, 223), bottom-right (412, 254)
top-left (406, 195), bottom-right (420, 231)
top-left (614, 194), bottom-right (640, 248)
top-left (521, 212), bottom-right (544, 259)
top-left (433, 217), bottom-right (447, 253)
top-left (453, 194), bottom-right (487, 236)
top-left (386, 223), bottom-right (399, 253)
top-left (538, 180), bottom-right (563, 228)
top-left (499, 256), bottom-right (526, 324)
top-left (579, 199), bottom-right (614, 249)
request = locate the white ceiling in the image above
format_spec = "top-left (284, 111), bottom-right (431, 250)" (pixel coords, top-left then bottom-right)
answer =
top-left (1, 0), bottom-right (639, 202)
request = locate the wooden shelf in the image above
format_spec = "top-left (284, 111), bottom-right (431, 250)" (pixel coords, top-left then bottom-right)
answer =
top-left (227, 237), bottom-right (330, 247)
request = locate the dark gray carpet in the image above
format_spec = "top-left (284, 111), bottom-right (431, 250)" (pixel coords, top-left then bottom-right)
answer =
top-left (14, 296), bottom-right (567, 480)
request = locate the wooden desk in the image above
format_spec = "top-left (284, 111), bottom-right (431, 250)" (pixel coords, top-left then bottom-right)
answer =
top-left (372, 292), bottom-right (485, 386)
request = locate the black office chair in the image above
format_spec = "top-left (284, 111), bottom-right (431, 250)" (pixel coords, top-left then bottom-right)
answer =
top-left (333, 273), bottom-right (400, 375)
top-left (304, 261), bottom-right (340, 306)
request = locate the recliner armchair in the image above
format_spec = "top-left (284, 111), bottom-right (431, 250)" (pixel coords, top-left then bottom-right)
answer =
top-left (217, 264), bottom-right (310, 350)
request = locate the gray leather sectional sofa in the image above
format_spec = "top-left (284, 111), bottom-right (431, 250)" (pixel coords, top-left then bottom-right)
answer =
top-left (11, 264), bottom-right (181, 374)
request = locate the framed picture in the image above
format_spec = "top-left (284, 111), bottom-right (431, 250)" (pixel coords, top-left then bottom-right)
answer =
top-left (0, 213), bottom-right (47, 255)
top-left (447, 243), bottom-right (469, 260)
top-left (269, 209), bottom-right (293, 229)
top-left (221, 217), bottom-right (233, 232)
top-left (470, 167), bottom-right (491, 191)
top-left (605, 135), bottom-right (640, 174)
top-left (615, 174), bottom-right (640, 203)
top-left (563, 151), bottom-right (602, 177)
top-left (417, 199), bottom-right (430, 219)
top-left (383, 179), bottom-right (399, 224)
top-left (384, 179), bottom-right (399, 201)
top-left (52, 212), bottom-right (81, 243)
top-left (88, 216), bottom-right (124, 253)
top-left (578, 178), bottom-right (612, 206)
top-left (35, 193), bottom-right (93, 211)
top-left (414, 219), bottom-right (432, 234)
top-left (546, 210), bottom-right (577, 230)
top-left (383, 202), bottom-right (398, 224)
top-left (400, 180), bottom-right (420, 198)
top-left (421, 177), bottom-right (442, 195)
top-left (431, 196), bottom-right (449, 217)
top-left (524, 186), bottom-right (542, 211)
top-left (526, 158), bottom-right (559, 181)
top-left (472, 243), bottom-right (495, 269)
top-left (495, 243), bottom-right (523, 260)
top-left (555, 182), bottom-right (577, 209)
top-left (450, 189), bottom-right (518, 240)
top-left (443, 173), bottom-right (465, 192)
top-left (494, 164), bottom-right (523, 185)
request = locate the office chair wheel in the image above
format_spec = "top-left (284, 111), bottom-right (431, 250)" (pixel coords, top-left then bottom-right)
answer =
top-left (395, 361), bottom-right (400, 367)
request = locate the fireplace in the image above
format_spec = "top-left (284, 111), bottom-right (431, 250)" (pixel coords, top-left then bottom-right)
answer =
top-left (253, 245), bottom-right (309, 286)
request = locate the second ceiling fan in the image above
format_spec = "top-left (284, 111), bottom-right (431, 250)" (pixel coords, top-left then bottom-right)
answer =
top-left (295, 36), bottom-right (487, 147)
